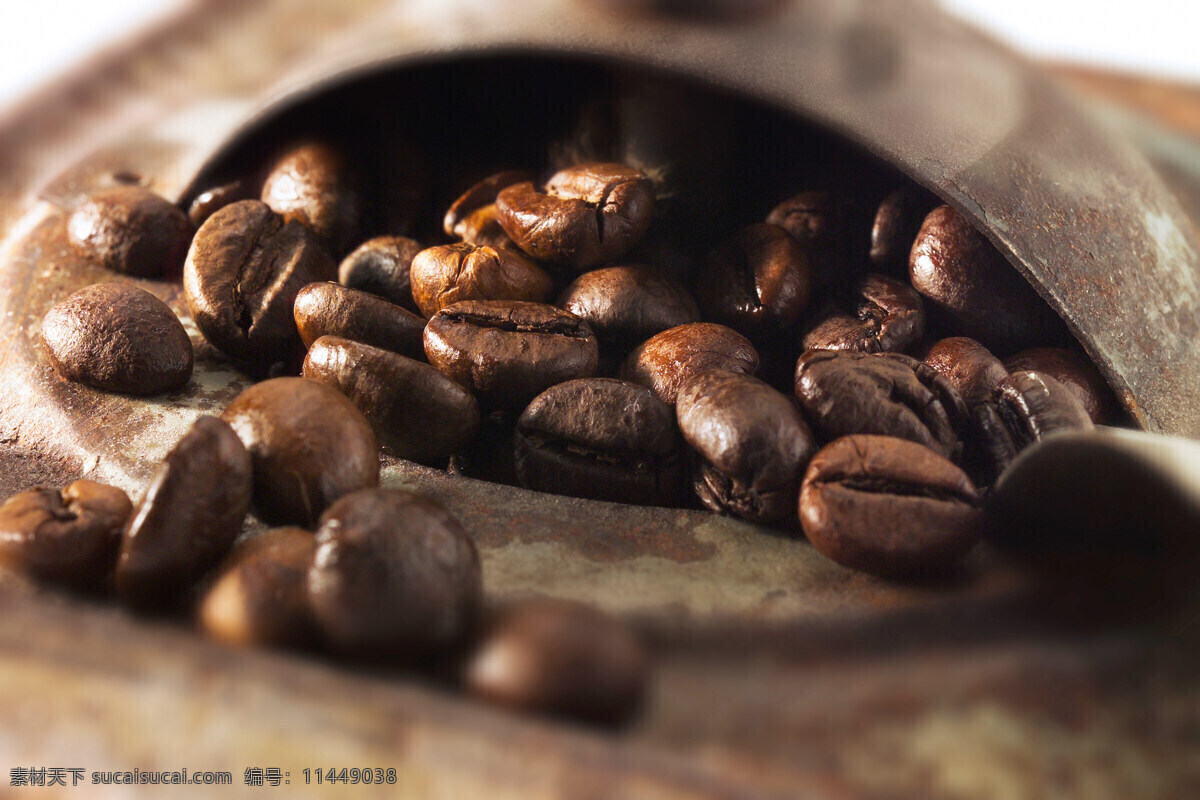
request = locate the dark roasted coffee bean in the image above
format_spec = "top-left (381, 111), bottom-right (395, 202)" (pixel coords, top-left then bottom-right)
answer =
top-left (41, 283), bottom-right (192, 395)
top-left (801, 273), bottom-right (924, 354)
top-left (67, 186), bottom-right (192, 277)
top-left (338, 235), bottom-right (423, 312)
top-left (1004, 347), bottom-right (1118, 425)
top-left (184, 200), bottom-right (336, 372)
top-left (0, 480), bottom-right (131, 588)
top-left (116, 416), bottom-right (252, 610)
top-left (677, 369), bottom-right (817, 524)
top-left (620, 322), bottom-right (758, 406)
top-left (766, 190), bottom-right (837, 250)
top-left (495, 163), bottom-right (654, 269)
top-left (557, 265), bottom-right (699, 351)
top-left (696, 223), bottom-right (811, 339)
top-left (444, 170), bottom-right (533, 239)
top-left (410, 243), bottom-right (553, 318)
top-left (303, 336), bottom-right (480, 464)
top-left (222, 377), bottom-right (379, 526)
top-left (923, 337), bottom-right (1009, 407)
top-left (453, 204), bottom-right (518, 250)
top-left (910, 205), bottom-right (1065, 353)
top-left (466, 598), bottom-right (647, 726)
top-left (188, 180), bottom-right (254, 228)
top-left (198, 527), bottom-right (316, 649)
top-left (515, 378), bottom-right (682, 506)
top-left (424, 300), bottom-right (599, 410)
top-left (261, 141), bottom-right (361, 255)
top-left (293, 282), bottom-right (425, 358)
top-left (794, 350), bottom-right (967, 460)
top-left (308, 489), bottom-right (481, 656)
top-left (869, 188), bottom-right (928, 274)
top-left (799, 435), bottom-right (982, 576)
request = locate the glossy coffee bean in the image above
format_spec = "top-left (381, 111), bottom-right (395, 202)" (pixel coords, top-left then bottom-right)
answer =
top-left (443, 170), bottom-right (532, 239)
top-left (799, 435), bottom-right (982, 576)
top-left (452, 204), bottom-right (518, 251)
top-left (909, 205), bottom-right (1065, 353)
top-left (221, 377), bottom-right (379, 526)
top-left (766, 190), bottom-right (838, 251)
top-left (308, 489), bottom-right (481, 656)
top-left (620, 322), bottom-right (758, 406)
top-left (188, 180), bottom-right (254, 228)
top-left (794, 350), bottom-right (967, 460)
top-left (515, 378), bottom-right (682, 506)
top-left (696, 223), bottom-right (812, 339)
top-left (261, 141), bottom-right (361, 254)
top-left (67, 186), bottom-right (192, 277)
top-left (338, 235), bottom-right (423, 312)
top-left (677, 370), bottom-right (817, 524)
top-left (198, 527), bottom-right (316, 649)
top-left (41, 283), bottom-right (193, 395)
top-left (869, 188), bottom-right (928, 274)
top-left (465, 598), bottom-right (647, 727)
top-left (410, 243), bottom-right (553, 318)
top-left (116, 416), bottom-right (252, 610)
top-left (302, 336), bottom-right (480, 464)
top-left (0, 480), bottom-right (131, 588)
top-left (424, 300), bottom-right (599, 411)
top-left (923, 337), bottom-right (1008, 407)
top-left (801, 273), bottom-right (924, 354)
top-left (495, 163), bottom-right (655, 269)
top-left (293, 282), bottom-right (425, 358)
top-left (557, 265), bottom-right (700, 351)
top-left (185, 200), bottom-right (336, 372)
top-left (1004, 347), bottom-right (1118, 425)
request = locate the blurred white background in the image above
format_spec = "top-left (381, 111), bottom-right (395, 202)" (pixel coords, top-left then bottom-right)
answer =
top-left (0, 0), bottom-right (1196, 113)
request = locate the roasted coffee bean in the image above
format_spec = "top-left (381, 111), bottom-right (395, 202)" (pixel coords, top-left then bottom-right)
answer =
top-left (67, 186), bottom-right (192, 277)
top-left (198, 527), bottom-right (316, 648)
top-left (337, 235), bottom-right (423, 312)
top-left (448, 411), bottom-right (521, 487)
top-left (794, 350), bottom-right (967, 460)
top-left (0, 480), bottom-right (131, 588)
top-left (696, 223), bottom-right (811, 339)
top-left (444, 170), bottom-right (532, 239)
top-left (188, 180), bottom-right (254, 228)
top-left (1004, 347), bottom-right (1118, 425)
top-left (620, 322), bottom-right (758, 406)
top-left (465, 598), bottom-right (647, 726)
top-left (222, 377), bottom-right (379, 526)
top-left (515, 378), bottom-right (682, 506)
top-left (261, 141), bottom-right (361, 255)
top-left (495, 163), bottom-right (655, 269)
top-left (799, 435), bottom-right (982, 576)
top-left (184, 200), bottom-right (336, 372)
top-left (923, 337), bottom-right (1009, 407)
top-left (800, 273), bottom-right (924, 353)
top-left (453, 205), bottom-right (518, 250)
top-left (909, 205), bottom-right (1065, 353)
top-left (308, 489), bottom-right (481, 656)
top-left (41, 283), bottom-right (192, 395)
top-left (293, 282), bottom-right (425, 358)
top-left (557, 265), bottom-right (699, 351)
top-left (766, 190), bottom-right (838, 251)
top-left (869, 188), bottom-right (928, 274)
top-left (410, 243), bottom-right (553, 318)
top-left (116, 416), bottom-right (252, 610)
top-left (303, 336), bottom-right (480, 464)
top-left (424, 300), bottom-right (599, 410)
top-left (677, 369), bottom-right (817, 524)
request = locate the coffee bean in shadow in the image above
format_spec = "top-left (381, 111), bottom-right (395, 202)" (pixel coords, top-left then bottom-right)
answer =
top-left (868, 188), bottom-right (930, 275)
top-left (765, 190), bottom-right (845, 287)
top-left (184, 200), bottom-right (336, 374)
top-left (308, 489), bottom-right (481, 658)
top-left (923, 337), bottom-right (1009, 408)
top-left (800, 273), bottom-right (924, 354)
top-left (115, 416), bottom-right (252, 611)
top-left (293, 282), bottom-right (425, 359)
top-left (443, 170), bottom-right (533, 241)
top-left (620, 322), bottom-right (759, 406)
top-left (424, 300), bottom-right (599, 411)
top-left (515, 378), bottom-right (682, 507)
top-left (495, 163), bottom-right (655, 269)
top-left (338, 235), bottom-right (423, 312)
top-left (197, 527), bottom-right (316, 649)
top-left (799, 435), bottom-right (982, 576)
top-left (303, 336), bottom-right (480, 465)
top-left (188, 180), bottom-right (255, 228)
top-left (41, 283), bottom-right (193, 395)
top-left (794, 350), bottom-right (967, 460)
top-left (67, 186), bottom-right (193, 278)
top-left (465, 597), bottom-right (648, 727)
top-left (1004, 347), bottom-right (1119, 425)
top-left (448, 411), bottom-right (521, 487)
top-left (557, 265), bottom-right (699, 352)
top-left (221, 377), bottom-right (379, 527)
top-left (410, 243), bottom-right (553, 318)
top-left (0, 480), bottom-right (131, 589)
top-left (676, 369), bottom-right (816, 524)
top-left (261, 141), bottom-right (361, 255)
